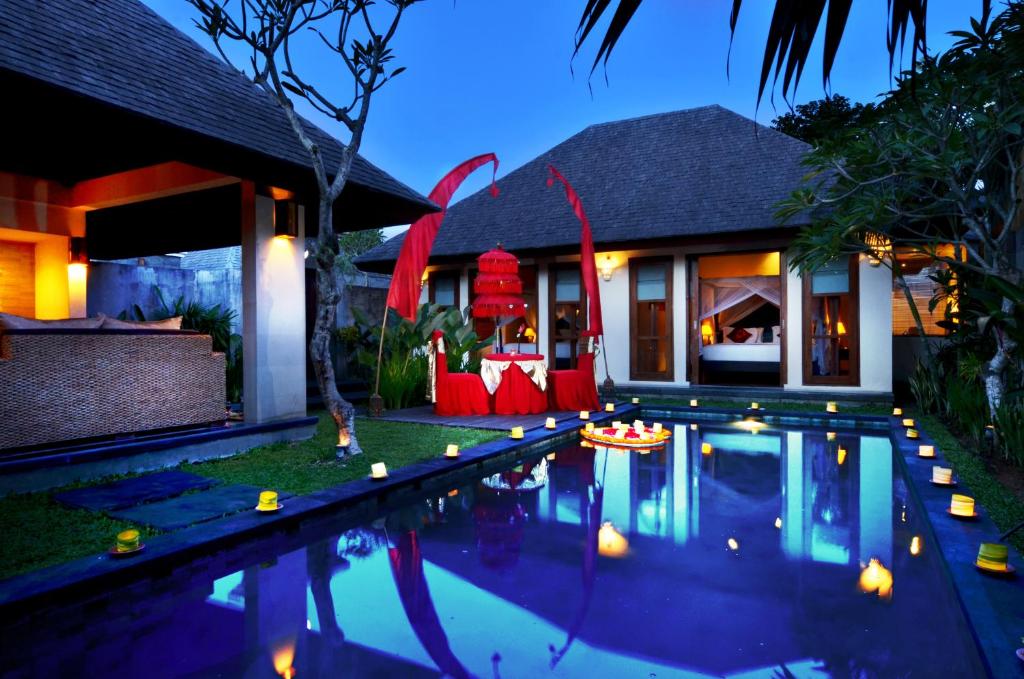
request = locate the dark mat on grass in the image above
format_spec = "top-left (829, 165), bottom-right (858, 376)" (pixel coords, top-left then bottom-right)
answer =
top-left (54, 471), bottom-right (220, 511)
top-left (107, 484), bottom-right (291, 530)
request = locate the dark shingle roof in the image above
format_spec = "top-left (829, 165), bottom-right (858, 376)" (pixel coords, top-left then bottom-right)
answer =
top-left (358, 105), bottom-right (811, 265)
top-left (0, 0), bottom-right (432, 214)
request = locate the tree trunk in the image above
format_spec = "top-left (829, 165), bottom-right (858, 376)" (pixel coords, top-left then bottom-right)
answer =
top-left (984, 295), bottom-right (1016, 417)
top-left (310, 198), bottom-right (362, 456)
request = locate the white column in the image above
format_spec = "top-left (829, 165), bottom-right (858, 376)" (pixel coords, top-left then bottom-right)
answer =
top-left (538, 263), bottom-right (550, 362)
top-left (242, 186), bottom-right (307, 423)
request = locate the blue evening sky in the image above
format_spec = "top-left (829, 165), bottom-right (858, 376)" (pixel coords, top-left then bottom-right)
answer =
top-left (145, 0), bottom-right (981, 234)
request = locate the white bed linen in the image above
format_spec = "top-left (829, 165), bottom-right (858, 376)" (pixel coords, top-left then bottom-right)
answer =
top-left (701, 343), bottom-right (780, 362)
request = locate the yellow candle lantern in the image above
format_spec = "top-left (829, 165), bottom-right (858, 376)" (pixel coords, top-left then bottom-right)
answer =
top-left (701, 442), bottom-right (713, 456)
top-left (932, 466), bottom-right (953, 485)
top-left (579, 410), bottom-right (590, 420)
top-left (611, 420), bottom-right (622, 429)
top-left (445, 444), bottom-right (460, 458)
top-left (690, 423), bottom-right (699, 431)
top-left (585, 422), bottom-right (595, 432)
top-left (827, 431), bottom-right (837, 441)
top-left (370, 462), bottom-right (388, 480)
top-left (689, 399), bottom-right (698, 407)
top-left (918, 444), bottom-right (935, 458)
top-left (510, 426), bottom-right (525, 439)
top-left (906, 428), bottom-right (919, 439)
top-left (826, 401), bottom-right (838, 413)
top-left (901, 418), bottom-right (915, 428)
top-left (631, 397), bottom-right (640, 405)
top-left (652, 422), bottom-right (663, 433)
top-left (750, 402), bottom-right (760, 410)
top-left (545, 417), bottom-right (557, 429)
top-left (892, 407), bottom-right (903, 416)
top-left (632, 419), bottom-right (644, 432)
top-left (605, 402), bottom-right (615, 412)
top-left (950, 494), bottom-right (975, 517)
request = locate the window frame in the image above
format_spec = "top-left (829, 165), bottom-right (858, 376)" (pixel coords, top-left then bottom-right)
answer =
top-left (548, 263), bottom-right (586, 369)
top-left (427, 269), bottom-right (460, 310)
top-left (629, 256), bottom-right (674, 382)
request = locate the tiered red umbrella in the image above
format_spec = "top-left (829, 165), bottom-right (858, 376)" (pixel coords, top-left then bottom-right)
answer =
top-left (472, 245), bottom-right (526, 350)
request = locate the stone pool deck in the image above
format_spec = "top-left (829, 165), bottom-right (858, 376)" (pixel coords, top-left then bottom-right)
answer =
top-left (0, 404), bottom-right (1021, 675)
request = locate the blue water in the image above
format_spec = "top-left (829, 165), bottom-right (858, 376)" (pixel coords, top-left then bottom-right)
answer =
top-left (1, 420), bottom-right (987, 678)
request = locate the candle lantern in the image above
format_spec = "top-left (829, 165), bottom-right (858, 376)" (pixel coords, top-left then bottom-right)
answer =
top-left (579, 410), bottom-right (590, 420)
top-left (510, 426), bottom-right (525, 439)
top-left (445, 444), bottom-right (460, 458)
top-left (370, 462), bottom-right (388, 480)
top-left (545, 417), bottom-right (557, 429)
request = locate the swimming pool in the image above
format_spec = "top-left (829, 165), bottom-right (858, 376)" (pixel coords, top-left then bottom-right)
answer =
top-left (0, 419), bottom-right (987, 677)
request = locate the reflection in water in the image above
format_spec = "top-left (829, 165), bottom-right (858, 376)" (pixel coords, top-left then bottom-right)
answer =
top-left (0, 423), bottom-right (987, 678)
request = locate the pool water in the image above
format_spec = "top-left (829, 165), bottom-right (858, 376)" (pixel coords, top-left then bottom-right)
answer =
top-left (1, 420), bottom-right (987, 678)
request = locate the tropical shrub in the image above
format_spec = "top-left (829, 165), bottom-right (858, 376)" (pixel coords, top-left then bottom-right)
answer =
top-left (944, 375), bottom-right (990, 446)
top-left (908, 360), bottom-right (945, 415)
top-left (352, 303), bottom-right (492, 410)
top-left (993, 399), bottom-right (1024, 467)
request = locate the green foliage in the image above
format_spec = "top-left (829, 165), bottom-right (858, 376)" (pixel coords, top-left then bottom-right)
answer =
top-left (351, 303), bottom-right (492, 410)
top-left (944, 374), bottom-right (990, 445)
top-left (993, 399), bottom-right (1024, 466)
top-left (770, 95), bottom-right (877, 145)
top-left (908, 359), bottom-right (944, 415)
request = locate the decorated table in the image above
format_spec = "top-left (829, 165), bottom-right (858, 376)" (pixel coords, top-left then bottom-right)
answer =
top-left (481, 353), bottom-right (549, 415)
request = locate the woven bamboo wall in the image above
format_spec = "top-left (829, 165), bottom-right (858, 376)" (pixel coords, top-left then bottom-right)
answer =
top-left (0, 332), bottom-right (225, 450)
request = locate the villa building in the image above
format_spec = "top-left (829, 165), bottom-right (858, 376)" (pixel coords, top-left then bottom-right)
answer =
top-left (360, 106), bottom-right (947, 398)
top-left (0, 0), bottom-right (434, 455)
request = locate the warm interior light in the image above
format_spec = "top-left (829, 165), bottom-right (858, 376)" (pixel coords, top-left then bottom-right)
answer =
top-left (836, 321), bottom-right (847, 335)
top-left (598, 522), bottom-right (629, 558)
top-left (858, 558), bottom-right (893, 600)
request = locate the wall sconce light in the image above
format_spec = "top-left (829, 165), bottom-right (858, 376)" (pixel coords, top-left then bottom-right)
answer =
top-left (599, 255), bottom-right (616, 281)
top-left (69, 236), bottom-right (89, 266)
top-left (274, 200), bottom-right (298, 239)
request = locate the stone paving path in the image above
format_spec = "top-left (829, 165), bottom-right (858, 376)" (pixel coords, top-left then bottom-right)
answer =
top-left (53, 470), bottom-right (282, 532)
top-left (54, 471), bottom-right (218, 511)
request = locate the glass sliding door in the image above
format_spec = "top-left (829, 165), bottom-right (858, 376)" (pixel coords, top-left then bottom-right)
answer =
top-left (803, 257), bottom-right (859, 385)
top-left (549, 264), bottom-right (584, 369)
top-left (630, 257), bottom-right (673, 381)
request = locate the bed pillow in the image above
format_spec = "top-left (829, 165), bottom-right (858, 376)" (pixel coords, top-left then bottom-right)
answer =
top-left (726, 326), bottom-right (752, 344)
top-left (101, 315), bottom-right (184, 330)
top-left (0, 312), bottom-right (103, 331)
top-left (772, 325), bottom-right (781, 343)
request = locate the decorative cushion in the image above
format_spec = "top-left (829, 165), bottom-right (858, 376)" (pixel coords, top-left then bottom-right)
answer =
top-left (727, 326), bottom-right (752, 344)
top-left (0, 312), bottom-right (103, 331)
top-left (772, 325), bottom-right (781, 343)
top-left (101, 315), bottom-right (184, 330)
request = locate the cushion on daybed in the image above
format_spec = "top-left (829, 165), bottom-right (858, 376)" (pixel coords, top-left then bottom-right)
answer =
top-left (726, 326), bottom-right (752, 344)
top-left (0, 312), bottom-right (103, 331)
top-left (100, 315), bottom-right (183, 330)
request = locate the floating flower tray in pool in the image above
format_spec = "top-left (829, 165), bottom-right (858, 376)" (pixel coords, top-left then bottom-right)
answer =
top-left (580, 426), bottom-right (671, 449)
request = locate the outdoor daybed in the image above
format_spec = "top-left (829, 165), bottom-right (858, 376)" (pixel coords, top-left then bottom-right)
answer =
top-left (0, 315), bottom-right (226, 450)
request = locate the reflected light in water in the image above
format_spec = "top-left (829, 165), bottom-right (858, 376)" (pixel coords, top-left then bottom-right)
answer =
top-left (837, 447), bottom-right (847, 465)
top-left (701, 442), bottom-right (713, 456)
top-left (598, 522), bottom-right (629, 558)
top-left (774, 517), bottom-right (782, 529)
top-left (910, 536), bottom-right (922, 556)
top-left (734, 418), bottom-right (767, 434)
top-left (272, 638), bottom-right (296, 679)
top-left (858, 558), bottom-right (894, 600)
top-left (727, 537), bottom-right (739, 551)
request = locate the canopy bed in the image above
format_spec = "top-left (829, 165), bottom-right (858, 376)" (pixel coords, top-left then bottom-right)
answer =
top-left (698, 276), bottom-right (782, 384)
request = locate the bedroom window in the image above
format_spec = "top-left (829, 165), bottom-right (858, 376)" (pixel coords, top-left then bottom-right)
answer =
top-left (549, 264), bottom-right (585, 369)
top-left (803, 257), bottom-right (859, 385)
top-left (501, 265), bottom-right (538, 348)
top-left (630, 257), bottom-right (673, 381)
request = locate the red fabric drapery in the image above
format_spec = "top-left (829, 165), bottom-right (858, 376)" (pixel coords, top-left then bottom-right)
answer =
top-left (546, 166), bottom-right (603, 338)
top-left (493, 363), bottom-right (548, 415)
top-left (431, 330), bottom-right (491, 416)
top-left (548, 352), bottom-right (600, 411)
top-left (388, 531), bottom-right (472, 679)
top-left (386, 154), bottom-right (500, 321)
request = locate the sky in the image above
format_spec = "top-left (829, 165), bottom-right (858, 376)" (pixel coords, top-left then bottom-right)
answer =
top-left (145, 0), bottom-right (982, 236)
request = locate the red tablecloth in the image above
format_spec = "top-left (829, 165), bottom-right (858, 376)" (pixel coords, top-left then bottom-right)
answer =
top-left (483, 354), bottom-right (548, 415)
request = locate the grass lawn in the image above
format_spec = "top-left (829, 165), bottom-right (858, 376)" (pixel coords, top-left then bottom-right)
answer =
top-left (182, 414), bottom-right (503, 495)
top-left (919, 414), bottom-right (1024, 555)
top-left (0, 414), bottom-right (501, 581)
